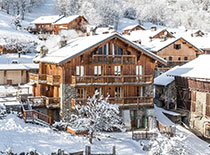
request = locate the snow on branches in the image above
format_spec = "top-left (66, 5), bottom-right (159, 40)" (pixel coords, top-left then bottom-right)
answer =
top-left (69, 91), bottom-right (124, 142)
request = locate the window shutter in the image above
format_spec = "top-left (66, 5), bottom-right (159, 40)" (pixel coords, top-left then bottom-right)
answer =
top-left (76, 66), bottom-right (80, 76)
top-left (98, 66), bottom-right (101, 75)
top-left (136, 66), bottom-right (139, 75)
top-left (94, 66), bottom-right (97, 75)
top-left (81, 66), bottom-right (84, 76)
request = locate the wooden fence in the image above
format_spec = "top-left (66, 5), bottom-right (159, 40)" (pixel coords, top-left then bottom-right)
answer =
top-left (132, 130), bottom-right (158, 140)
top-left (157, 121), bottom-right (175, 137)
top-left (85, 146), bottom-right (116, 155)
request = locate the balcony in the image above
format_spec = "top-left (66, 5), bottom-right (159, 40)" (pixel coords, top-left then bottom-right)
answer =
top-left (29, 73), bottom-right (46, 84)
top-left (167, 60), bottom-right (188, 67)
top-left (71, 75), bottom-right (153, 86)
top-left (92, 55), bottom-right (137, 64)
top-left (46, 75), bottom-right (60, 85)
top-left (29, 73), bottom-right (60, 85)
top-left (72, 96), bottom-right (153, 108)
top-left (28, 96), bottom-right (60, 109)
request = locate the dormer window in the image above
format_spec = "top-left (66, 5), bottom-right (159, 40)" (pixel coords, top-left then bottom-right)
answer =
top-left (174, 44), bottom-right (181, 50)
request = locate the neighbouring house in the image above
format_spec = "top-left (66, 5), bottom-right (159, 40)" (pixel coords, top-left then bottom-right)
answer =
top-left (31, 15), bottom-right (64, 34)
top-left (125, 31), bottom-right (203, 72)
top-left (122, 24), bottom-right (145, 34)
top-left (154, 66), bottom-right (178, 109)
top-left (30, 15), bottom-right (88, 35)
top-left (53, 15), bottom-right (88, 34)
top-left (167, 55), bottom-right (210, 138)
top-left (0, 63), bottom-right (38, 85)
top-left (29, 33), bottom-right (166, 129)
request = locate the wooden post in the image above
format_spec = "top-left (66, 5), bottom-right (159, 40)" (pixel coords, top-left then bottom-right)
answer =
top-left (113, 146), bottom-right (116, 155)
top-left (85, 146), bottom-right (91, 155)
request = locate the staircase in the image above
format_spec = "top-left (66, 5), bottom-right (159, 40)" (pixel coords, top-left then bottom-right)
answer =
top-left (18, 95), bottom-right (52, 126)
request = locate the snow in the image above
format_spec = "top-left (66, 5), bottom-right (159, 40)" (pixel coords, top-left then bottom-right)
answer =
top-left (31, 15), bottom-right (64, 24)
top-left (117, 17), bottom-right (139, 33)
top-left (122, 24), bottom-right (144, 31)
top-left (0, 53), bottom-right (36, 64)
top-left (154, 66), bottom-right (179, 86)
top-left (168, 55), bottom-right (210, 79)
top-left (54, 15), bottom-right (79, 25)
top-left (0, 63), bottom-right (38, 70)
top-left (34, 33), bottom-right (166, 65)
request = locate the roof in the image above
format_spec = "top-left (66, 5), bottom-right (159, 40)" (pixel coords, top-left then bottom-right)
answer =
top-left (31, 15), bottom-right (64, 24)
top-left (34, 33), bottom-right (167, 65)
top-left (123, 24), bottom-right (144, 31)
top-left (154, 66), bottom-right (179, 86)
top-left (54, 15), bottom-right (80, 25)
top-left (0, 63), bottom-right (39, 71)
top-left (167, 55), bottom-right (210, 80)
top-left (117, 18), bottom-right (139, 33)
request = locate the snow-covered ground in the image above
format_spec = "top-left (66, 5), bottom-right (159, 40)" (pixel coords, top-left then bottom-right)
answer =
top-left (0, 107), bottom-right (209, 154)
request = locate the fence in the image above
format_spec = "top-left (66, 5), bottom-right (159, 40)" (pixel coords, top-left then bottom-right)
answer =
top-left (157, 121), bottom-right (175, 137)
top-left (85, 146), bottom-right (116, 155)
top-left (132, 130), bottom-right (158, 140)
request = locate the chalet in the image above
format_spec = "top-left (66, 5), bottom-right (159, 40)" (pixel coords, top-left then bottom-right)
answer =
top-left (0, 64), bottom-right (38, 85)
top-left (31, 15), bottom-right (64, 34)
top-left (30, 33), bottom-right (166, 129)
top-left (167, 55), bottom-right (210, 138)
top-left (53, 15), bottom-right (88, 34)
top-left (125, 31), bottom-right (203, 70)
top-left (31, 15), bottom-right (88, 34)
top-left (122, 24), bottom-right (145, 34)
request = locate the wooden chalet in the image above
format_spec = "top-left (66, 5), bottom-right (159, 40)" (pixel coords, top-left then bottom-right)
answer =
top-left (122, 24), bottom-right (145, 35)
top-left (31, 15), bottom-right (64, 34)
top-left (30, 15), bottom-right (87, 34)
top-left (30, 33), bottom-right (166, 128)
top-left (53, 15), bottom-right (88, 34)
top-left (168, 55), bottom-right (210, 138)
top-left (150, 28), bottom-right (174, 39)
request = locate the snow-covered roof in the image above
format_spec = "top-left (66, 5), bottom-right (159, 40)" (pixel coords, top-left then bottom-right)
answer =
top-left (167, 55), bottom-right (210, 79)
top-left (34, 33), bottom-right (167, 65)
top-left (117, 18), bottom-right (139, 33)
top-left (122, 24), bottom-right (144, 31)
top-left (154, 66), bottom-right (179, 86)
top-left (31, 15), bottom-right (64, 24)
top-left (54, 15), bottom-right (80, 25)
top-left (0, 64), bottom-right (39, 70)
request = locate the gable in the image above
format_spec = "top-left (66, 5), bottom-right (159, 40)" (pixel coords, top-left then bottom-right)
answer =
top-left (152, 29), bottom-right (174, 39)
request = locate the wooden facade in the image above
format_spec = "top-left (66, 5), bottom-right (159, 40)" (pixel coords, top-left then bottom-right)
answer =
top-left (152, 29), bottom-right (174, 39)
top-left (54, 16), bottom-right (87, 34)
top-left (174, 76), bottom-right (210, 138)
top-left (30, 34), bottom-right (166, 128)
top-left (156, 38), bottom-right (202, 69)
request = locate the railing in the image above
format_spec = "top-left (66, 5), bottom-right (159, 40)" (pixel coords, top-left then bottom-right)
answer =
top-left (71, 75), bottom-right (153, 85)
top-left (72, 96), bottom-right (153, 108)
top-left (28, 96), bottom-right (60, 109)
top-left (45, 97), bottom-right (60, 109)
top-left (29, 73), bottom-right (46, 84)
top-left (46, 75), bottom-right (60, 85)
top-left (92, 55), bottom-right (137, 64)
top-left (23, 110), bottom-right (52, 126)
top-left (167, 60), bottom-right (188, 67)
top-left (29, 73), bottom-right (60, 85)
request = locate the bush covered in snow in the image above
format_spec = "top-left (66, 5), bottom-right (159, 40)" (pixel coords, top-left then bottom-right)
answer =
top-left (69, 91), bottom-right (124, 143)
top-left (0, 104), bottom-right (6, 119)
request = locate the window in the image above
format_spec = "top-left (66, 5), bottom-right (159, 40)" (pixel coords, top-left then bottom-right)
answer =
top-left (169, 56), bottom-right (172, 61)
top-left (137, 86), bottom-right (143, 97)
top-left (94, 66), bottom-right (102, 76)
top-left (136, 65), bottom-right (143, 79)
top-left (77, 88), bottom-right (85, 99)
top-left (98, 47), bottom-right (102, 55)
top-left (104, 43), bottom-right (109, 55)
top-left (114, 66), bottom-right (121, 76)
top-left (118, 47), bottom-right (123, 55)
top-left (95, 87), bottom-right (103, 96)
top-left (112, 43), bottom-right (117, 55)
top-left (115, 87), bottom-right (122, 98)
top-left (174, 44), bottom-right (181, 50)
top-left (76, 66), bottom-right (84, 76)
top-left (80, 55), bottom-right (83, 62)
top-left (178, 57), bottom-right (181, 61)
top-left (126, 51), bottom-right (131, 55)
top-left (184, 57), bottom-right (188, 61)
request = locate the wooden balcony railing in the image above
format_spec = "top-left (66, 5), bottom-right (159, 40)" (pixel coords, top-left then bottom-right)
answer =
top-left (92, 55), bottom-right (137, 64)
top-left (29, 73), bottom-right (46, 84)
top-left (46, 75), bottom-right (60, 85)
top-left (23, 110), bottom-right (52, 125)
top-left (167, 60), bottom-right (188, 67)
top-left (45, 97), bottom-right (60, 109)
top-left (71, 75), bottom-right (153, 85)
top-left (72, 96), bottom-right (153, 108)
top-left (29, 73), bottom-right (60, 85)
top-left (28, 96), bottom-right (60, 109)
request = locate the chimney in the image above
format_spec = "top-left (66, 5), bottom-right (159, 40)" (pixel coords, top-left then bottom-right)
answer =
top-left (59, 36), bottom-right (67, 48)
top-left (40, 45), bottom-right (48, 58)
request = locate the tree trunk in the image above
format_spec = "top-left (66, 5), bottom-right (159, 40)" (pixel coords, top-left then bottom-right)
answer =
top-left (89, 132), bottom-right (93, 144)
